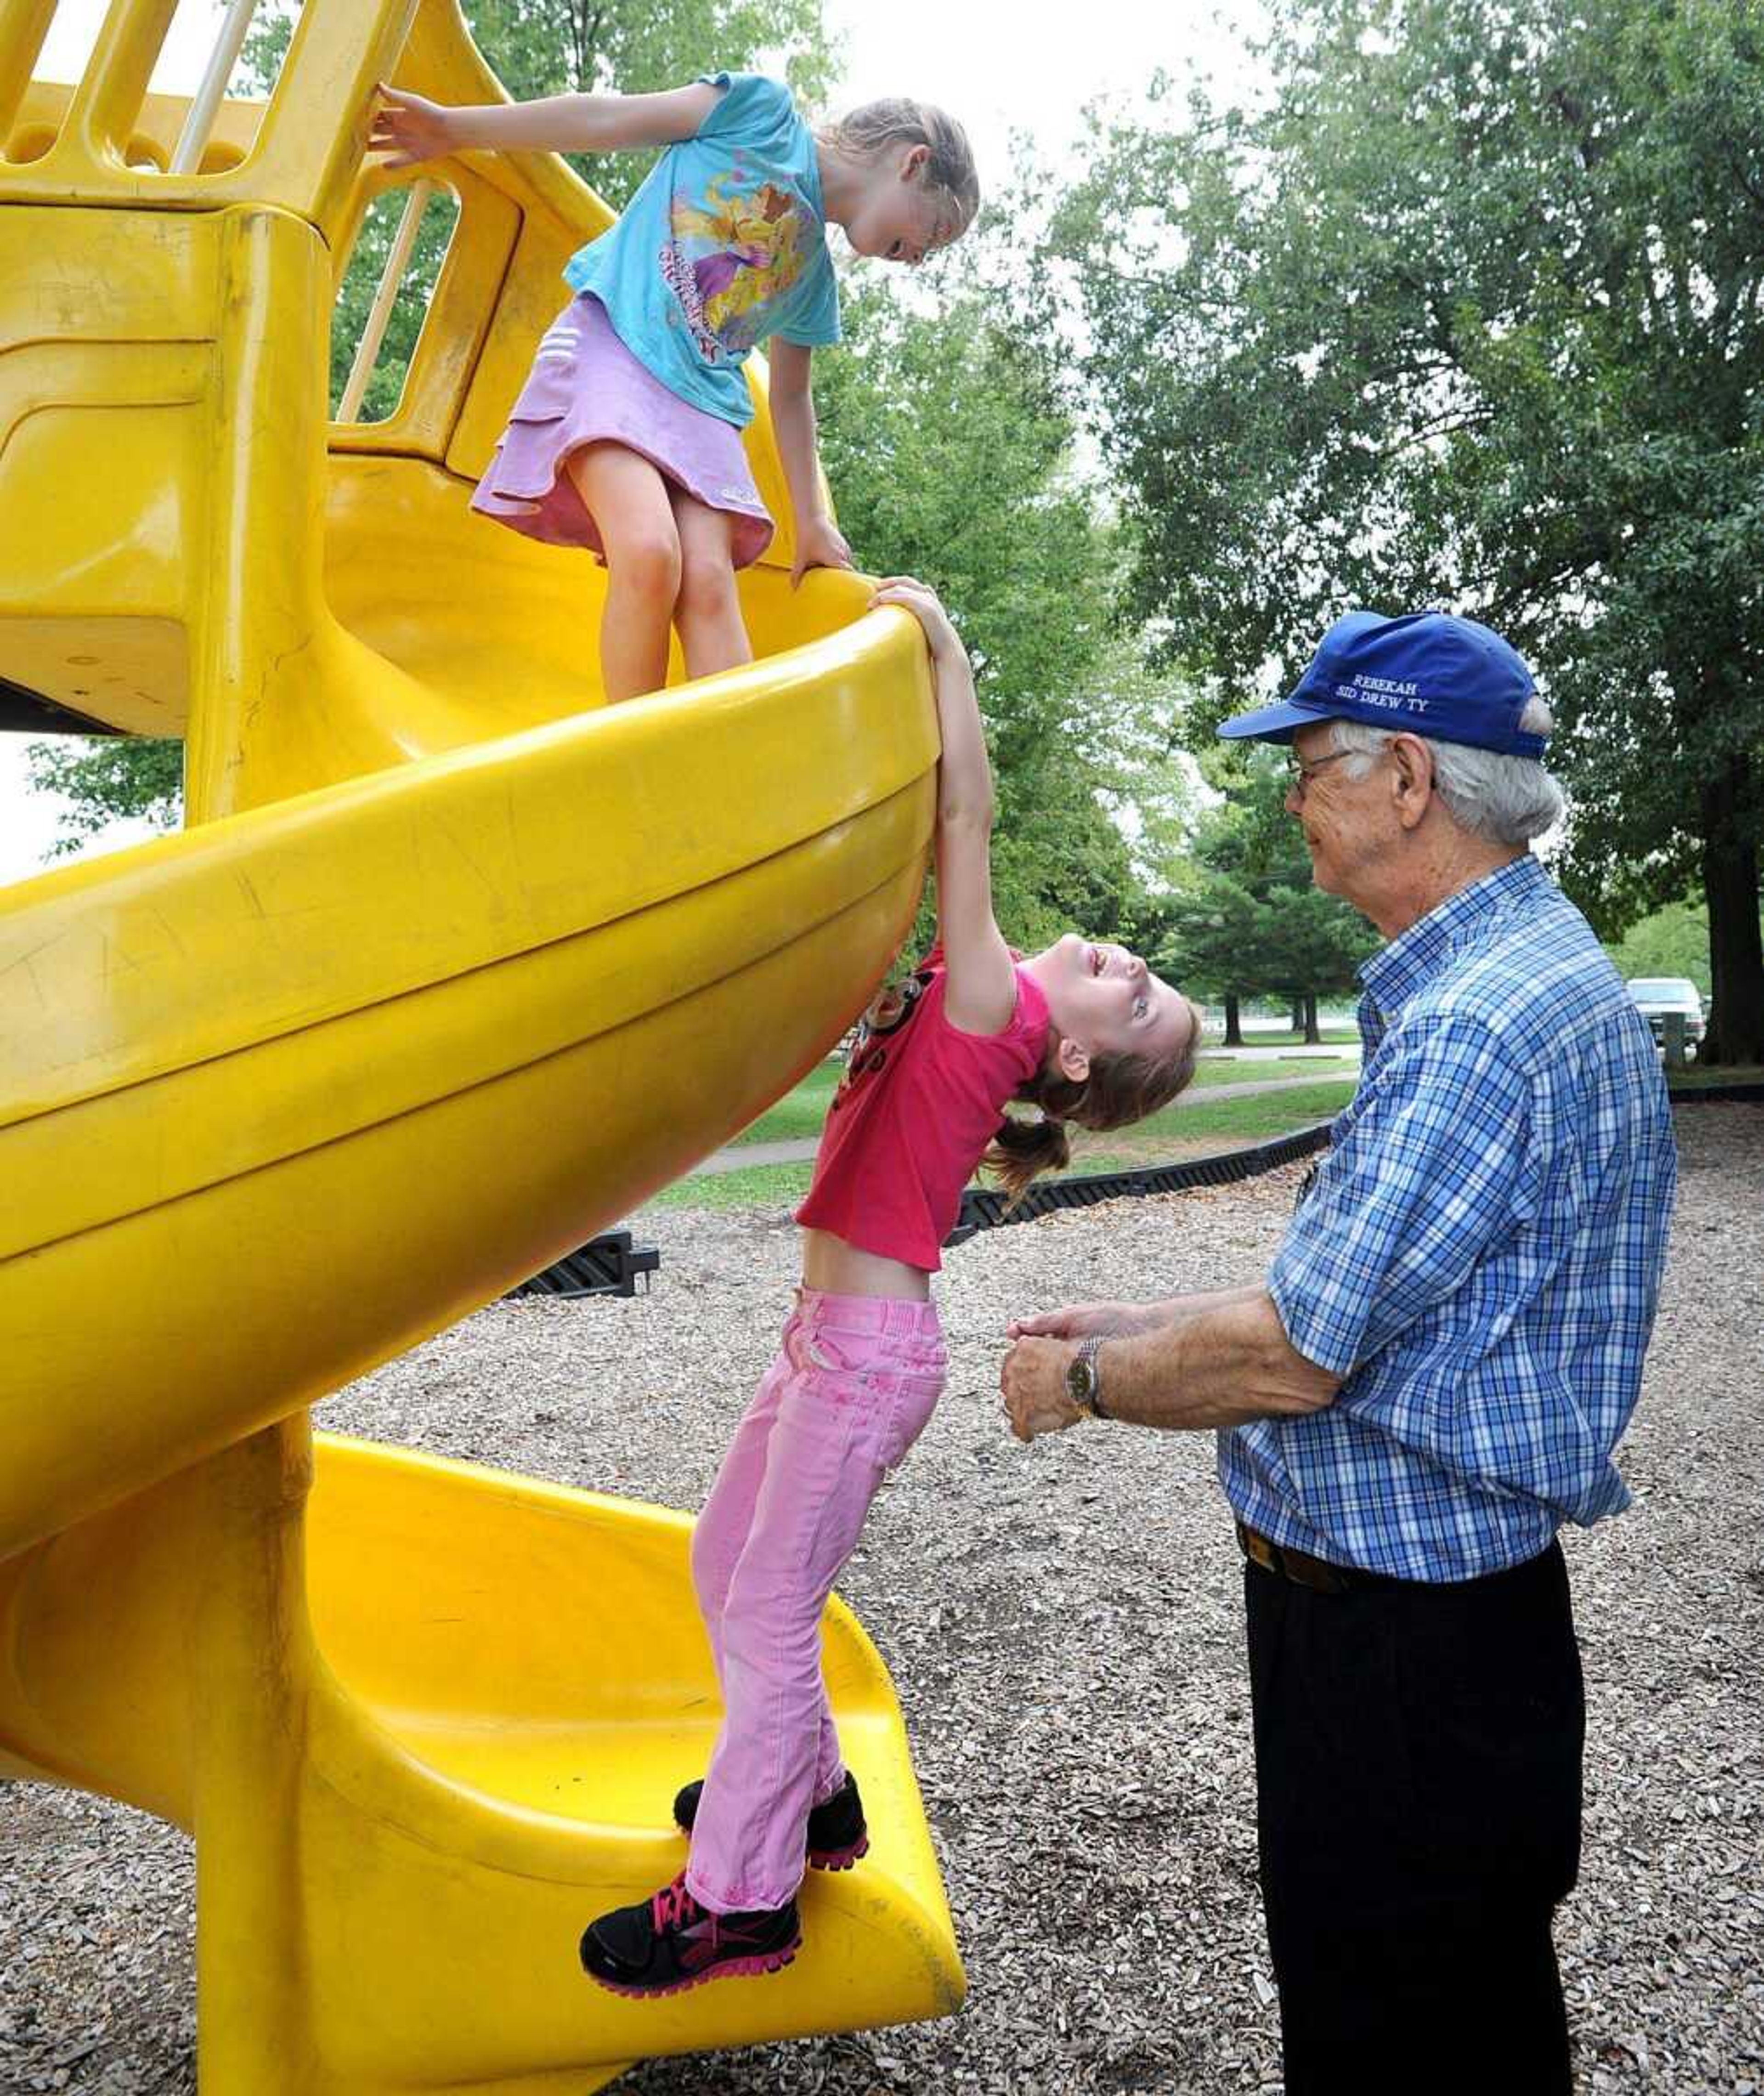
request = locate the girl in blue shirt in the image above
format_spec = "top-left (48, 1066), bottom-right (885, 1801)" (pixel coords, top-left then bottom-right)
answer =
top-left (371, 74), bottom-right (978, 700)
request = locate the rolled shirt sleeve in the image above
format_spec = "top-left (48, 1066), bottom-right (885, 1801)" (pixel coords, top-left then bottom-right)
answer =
top-left (1269, 1013), bottom-right (1537, 1377)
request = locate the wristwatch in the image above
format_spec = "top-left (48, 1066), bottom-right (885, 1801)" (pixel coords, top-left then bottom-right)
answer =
top-left (1065, 1335), bottom-right (1108, 1419)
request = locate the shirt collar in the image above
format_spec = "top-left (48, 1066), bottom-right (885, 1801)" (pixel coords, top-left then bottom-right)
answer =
top-left (1358, 854), bottom-right (1547, 1023)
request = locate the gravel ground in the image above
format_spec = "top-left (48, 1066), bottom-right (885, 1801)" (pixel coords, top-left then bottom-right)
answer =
top-left (4, 1104), bottom-right (1760, 2096)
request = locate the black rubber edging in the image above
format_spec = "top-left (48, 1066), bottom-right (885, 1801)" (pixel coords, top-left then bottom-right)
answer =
top-left (1666, 1081), bottom-right (1764, 1105)
top-left (509, 1229), bottom-right (660, 1301)
top-left (947, 1120), bottom-right (1334, 1248)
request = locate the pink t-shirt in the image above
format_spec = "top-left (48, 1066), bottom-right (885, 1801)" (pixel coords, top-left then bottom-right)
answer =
top-left (794, 952), bottom-right (1052, 1271)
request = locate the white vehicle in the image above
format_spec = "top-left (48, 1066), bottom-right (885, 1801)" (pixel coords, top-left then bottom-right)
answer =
top-left (1626, 976), bottom-right (1706, 1046)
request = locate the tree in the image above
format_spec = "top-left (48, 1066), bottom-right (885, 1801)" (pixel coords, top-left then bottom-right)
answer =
top-left (21, 737), bottom-right (182, 858)
top-left (1604, 893), bottom-right (1764, 1004)
top-left (23, 0), bottom-right (836, 852)
top-left (1155, 868), bottom-right (1265, 1043)
top-left (810, 282), bottom-right (1191, 953)
top-left (1047, 0), bottom-right (1764, 1062)
top-left (1258, 879), bottom-right (1379, 1041)
top-left (1154, 751), bottom-right (1378, 1039)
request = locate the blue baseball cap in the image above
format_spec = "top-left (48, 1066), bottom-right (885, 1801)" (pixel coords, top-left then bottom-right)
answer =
top-left (1217, 610), bottom-right (1546, 758)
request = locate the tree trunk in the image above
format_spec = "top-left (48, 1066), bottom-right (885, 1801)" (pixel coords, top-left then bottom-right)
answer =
top-left (1303, 991), bottom-right (1322, 1045)
top-left (1290, 996), bottom-right (1305, 1034)
top-left (1698, 756), bottom-right (1764, 1065)
top-left (1223, 994), bottom-right (1244, 1047)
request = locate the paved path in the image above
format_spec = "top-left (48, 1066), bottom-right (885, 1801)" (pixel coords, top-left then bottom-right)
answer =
top-left (694, 1070), bottom-right (1359, 1177)
top-left (1205, 1043), bottom-right (1361, 1060)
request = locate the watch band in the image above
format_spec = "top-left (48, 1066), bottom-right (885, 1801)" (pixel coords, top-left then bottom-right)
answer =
top-left (1079, 1334), bottom-right (1107, 1420)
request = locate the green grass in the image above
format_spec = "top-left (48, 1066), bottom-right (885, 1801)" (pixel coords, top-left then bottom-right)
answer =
top-left (647, 1160), bottom-right (819, 1211)
top-left (725, 1053), bottom-right (1357, 1152)
top-left (726, 1061), bottom-right (842, 1146)
top-left (1185, 1054), bottom-right (1357, 1089)
top-left (1219, 1026), bottom-right (1361, 1047)
top-left (655, 1077), bottom-right (1360, 1212)
top-left (659, 1058), bottom-right (1758, 1214)
top-left (1073, 1078), bottom-right (1356, 1163)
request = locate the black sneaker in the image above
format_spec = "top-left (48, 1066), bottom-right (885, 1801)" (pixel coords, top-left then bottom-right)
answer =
top-left (672, 1769), bottom-right (870, 1872)
top-left (579, 1872), bottom-right (800, 1997)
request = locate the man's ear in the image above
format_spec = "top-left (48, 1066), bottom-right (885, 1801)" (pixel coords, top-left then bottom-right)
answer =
top-left (1390, 733), bottom-right (1435, 831)
top-left (1056, 1034), bottom-right (1091, 1084)
top-left (900, 141), bottom-right (931, 182)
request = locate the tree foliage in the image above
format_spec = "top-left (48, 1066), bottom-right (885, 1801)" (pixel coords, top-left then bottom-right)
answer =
top-left (1603, 893), bottom-right (1764, 1000)
top-left (810, 282), bottom-right (1191, 953)
top-left (1156, 752), bottom-right (1379, 1036)
top-left (1047, 0), bottom-right (1764, 1060)
top-left (22, 737), bottom-right (183, 857)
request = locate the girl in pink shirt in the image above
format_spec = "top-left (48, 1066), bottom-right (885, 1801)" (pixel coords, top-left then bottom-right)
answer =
top-left (581, 580), bottom-right (1202, 1998)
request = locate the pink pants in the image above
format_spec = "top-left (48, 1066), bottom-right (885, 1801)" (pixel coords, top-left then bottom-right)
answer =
top-left (684, 1287), bottom-right (948, 1913)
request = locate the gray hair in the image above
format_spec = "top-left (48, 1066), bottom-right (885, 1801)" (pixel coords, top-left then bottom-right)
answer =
top-left (820, 99), bottom-right (980, 242)
top-left (1327, 699), bottom-right (1564, 844)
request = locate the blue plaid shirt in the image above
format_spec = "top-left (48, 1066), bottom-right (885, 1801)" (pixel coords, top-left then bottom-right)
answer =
top-left (1221, 855), bottom-right (1676, 1581)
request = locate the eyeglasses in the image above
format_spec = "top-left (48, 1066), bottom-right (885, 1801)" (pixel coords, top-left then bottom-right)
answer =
top-left (1284, 749), bottom-right (1355, 798)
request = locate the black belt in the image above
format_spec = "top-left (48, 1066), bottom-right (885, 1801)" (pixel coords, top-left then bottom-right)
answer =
top-left (1237, 1520), bottom-right (1560, 1597)
top-left (1237, 1519), bottom-right (1366, 1594)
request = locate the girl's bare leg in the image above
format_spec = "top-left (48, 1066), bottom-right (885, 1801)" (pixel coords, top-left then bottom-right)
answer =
top-left (670, 487), bottom-right (753, 681)
top-left (565, 443), bottom-right (681, 702)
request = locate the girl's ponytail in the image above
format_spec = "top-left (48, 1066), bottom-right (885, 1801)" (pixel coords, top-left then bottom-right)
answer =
top-left (980, 1110), bottom-right (1072, 1206)
top-left (981, 1002), bottom-right (1205, 1209)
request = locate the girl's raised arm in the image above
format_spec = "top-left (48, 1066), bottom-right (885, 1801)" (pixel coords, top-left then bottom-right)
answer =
top-left (369, 81), bottom-right (721, 168)
top-left (870, 581), bottom-right (1017, 1037)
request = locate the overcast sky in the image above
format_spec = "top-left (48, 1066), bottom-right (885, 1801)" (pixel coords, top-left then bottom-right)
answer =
top-left (2, 0), bottom-right (1268, 884)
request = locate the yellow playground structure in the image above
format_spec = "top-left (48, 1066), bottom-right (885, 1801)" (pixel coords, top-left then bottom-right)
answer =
top-left (0, 2), bottom-right (961, 2087)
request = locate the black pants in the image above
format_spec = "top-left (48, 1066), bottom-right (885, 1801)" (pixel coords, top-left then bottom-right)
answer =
top-left (1245, 1541), bottom-right (1584, 2096)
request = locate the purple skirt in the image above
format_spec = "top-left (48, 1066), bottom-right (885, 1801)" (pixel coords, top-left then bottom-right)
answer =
top-left (469, 293), bottom-right (775, 568)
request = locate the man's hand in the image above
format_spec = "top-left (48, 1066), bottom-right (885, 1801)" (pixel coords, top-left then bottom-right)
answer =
top-left (791, 515), bottom-right (854, 589)
top-left (1005, 1290), bottom-right (1342, 1438)
top-left (1007, 1300), bottom-right (1158, 1342)
top-left (1001, 1336), bottom-right (1086, 1443)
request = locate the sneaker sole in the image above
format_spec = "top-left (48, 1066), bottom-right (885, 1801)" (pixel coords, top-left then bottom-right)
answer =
top-left (807, 1834), bottom-right (869, 1872)
top-left (584, 1941), bottom-right (800, 1999)
top-left (673, 1820), bottom-right (870, 1874)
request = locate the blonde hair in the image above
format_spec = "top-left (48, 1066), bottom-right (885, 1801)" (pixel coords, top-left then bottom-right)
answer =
top-left (820, 98), bottom-right (981, 242)
top-left (981, 1001), bottom-right (1205, 1206)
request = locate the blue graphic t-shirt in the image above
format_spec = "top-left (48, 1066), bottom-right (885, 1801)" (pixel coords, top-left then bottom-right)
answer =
top-left (563, 73), bottom-right (842, 429)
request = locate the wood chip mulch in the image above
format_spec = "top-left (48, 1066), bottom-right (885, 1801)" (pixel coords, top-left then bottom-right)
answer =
top-left (3, 1105), bottom-right (1759, 2095)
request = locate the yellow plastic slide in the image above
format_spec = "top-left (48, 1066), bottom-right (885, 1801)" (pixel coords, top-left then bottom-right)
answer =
top-left (0, 3), bottom-right (962, 2089)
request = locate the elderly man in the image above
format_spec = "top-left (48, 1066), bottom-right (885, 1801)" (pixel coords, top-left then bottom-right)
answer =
top-left (1001, 611), bottom-right (1675, 2095)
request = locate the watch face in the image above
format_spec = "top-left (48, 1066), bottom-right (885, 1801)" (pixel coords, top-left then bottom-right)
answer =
top-left (1065, 1356), bottom-right (1092, 1402)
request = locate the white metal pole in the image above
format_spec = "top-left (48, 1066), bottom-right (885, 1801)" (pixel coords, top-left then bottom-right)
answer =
top-left (169, 0), bottom-right (261, 175)
top-left (336, 177), bottom-right (435, 423)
